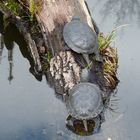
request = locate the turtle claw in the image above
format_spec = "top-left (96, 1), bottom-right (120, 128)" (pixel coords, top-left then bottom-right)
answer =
top-left (83, 119), bottom-right (88, 132)
top-left (95, 52), bottom-right (103, 63)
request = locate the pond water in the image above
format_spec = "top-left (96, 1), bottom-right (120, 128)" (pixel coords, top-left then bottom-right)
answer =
top-left (0, 0), bottom-right (140, 140)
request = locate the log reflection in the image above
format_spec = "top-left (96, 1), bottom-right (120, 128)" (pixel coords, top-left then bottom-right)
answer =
top-left (0, 18), bottom-right (41, 82)
top-left (94, 0), bottom-right (140, 25)
top-left (8, 48), bottom-right (14, 83)
top-left (0, 34), bottom-right (4, 63)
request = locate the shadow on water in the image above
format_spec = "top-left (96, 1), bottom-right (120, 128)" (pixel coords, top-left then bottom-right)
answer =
top-left (0, 13), bottom-right (43, 82)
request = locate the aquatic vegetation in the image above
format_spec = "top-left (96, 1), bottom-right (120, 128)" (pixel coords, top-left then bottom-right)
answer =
top-left (98, 29), bottom-right (119, 89)
top-left (98, 25), bottom-right (128, 89)
top-left (18, 0), bottom-right (43, 21)
top-left (29, 0), bottom-right (35, 21)
top-left (108, 95), bottom-right (120, 113)
top-left (98, 31), bottom-right (116, 51)
top-left (2, 0), bottom-right (37, 21)
top-left (41, 51), bottom-right (52, 72)
top-left (3, 0), bottom-right (20, 16)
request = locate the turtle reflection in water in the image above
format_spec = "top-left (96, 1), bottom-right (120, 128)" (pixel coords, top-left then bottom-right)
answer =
top-left (66, 82), bottom-right (104, 135)
top-left (63, 16), bottom-right (103, 65)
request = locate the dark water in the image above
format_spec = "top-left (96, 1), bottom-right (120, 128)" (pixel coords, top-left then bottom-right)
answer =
top-left (0, 0), bottom-right (140, 139)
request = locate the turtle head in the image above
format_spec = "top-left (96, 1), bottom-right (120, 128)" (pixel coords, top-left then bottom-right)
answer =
top-left (72, 16), bottom-right (80, 21)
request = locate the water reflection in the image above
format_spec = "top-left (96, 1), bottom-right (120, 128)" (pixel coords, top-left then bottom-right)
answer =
top-left (66, 114), bottom-right (103, 136)
top-left (86, 0), bottom-right (140, 139)
top-left (0, 34), bottom-right (4, 63)
top-left (88, 0), bottom-right (140, 25)
top-left (7, 48), bottom-right (14, 83)
top-left (0, 20), bottom-right (42, 82)
top-left (0, 34), bottom-right (14, 83)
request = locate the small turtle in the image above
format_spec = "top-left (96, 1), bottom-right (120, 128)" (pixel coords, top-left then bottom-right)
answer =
top-left (63, 16), bottom-right (103, 65)
top-left (66, 82), bottom-right (104, 131)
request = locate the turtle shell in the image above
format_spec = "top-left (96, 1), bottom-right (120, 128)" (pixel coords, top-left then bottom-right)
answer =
top-left (66, 82), bottom-right (103, 120)
top-left (63, 18), bottom-right (98, 54)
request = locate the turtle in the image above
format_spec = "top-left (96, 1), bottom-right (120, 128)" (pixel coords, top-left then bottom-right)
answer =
top-left (66, 82), bottom-right (104, 131)
top-left (63, 16), bottom-right (103, 65)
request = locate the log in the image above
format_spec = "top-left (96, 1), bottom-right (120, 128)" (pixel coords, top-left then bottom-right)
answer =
top-left (37, 0), bottom-right (97, 52)
top-left (35, 0), bottom-right (106, 94)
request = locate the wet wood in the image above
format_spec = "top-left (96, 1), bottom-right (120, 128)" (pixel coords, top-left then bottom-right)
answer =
top-left (37, 0), bottom-right (95, 53)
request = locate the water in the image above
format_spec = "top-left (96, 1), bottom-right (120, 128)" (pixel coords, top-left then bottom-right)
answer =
top-left (0, 0), bottom-right (140, 139)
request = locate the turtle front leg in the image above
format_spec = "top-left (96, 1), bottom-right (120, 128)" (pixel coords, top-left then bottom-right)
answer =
top-left (82, 54), bottom-right (91, 67)
top-left (65, 115), bottom-right (75, 131)
top-left (95, 50), bottom-right (103, 63)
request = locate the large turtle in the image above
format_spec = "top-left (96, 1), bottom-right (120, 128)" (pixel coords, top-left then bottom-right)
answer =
top-left (63, 16), bottom-right (103, 65)
top-left (66, 82), bottom-right (104, 131)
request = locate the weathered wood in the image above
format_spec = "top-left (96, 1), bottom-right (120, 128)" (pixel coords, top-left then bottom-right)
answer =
top-left (35, 0), bottom-right (105, 94)
top-left (37, 0), bottom-right (95, 53)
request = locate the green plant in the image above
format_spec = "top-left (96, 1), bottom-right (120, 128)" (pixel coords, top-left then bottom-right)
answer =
top-left (41, 51), bottom-right (52, 71)
top-left (29, 0), bottom-right (35, 21)
top-left (97, 25), bottom-right (130, 89)
top-left (98, 31), bottom-right (116, 51)
top-left (17, 0), bottom-right (43, 21)
top-left (4, 0), bottom-right (20, 15)
top-left (43, 51), bottom-right (52, 62)
top-left (98, 24), bottom-right (129, 50)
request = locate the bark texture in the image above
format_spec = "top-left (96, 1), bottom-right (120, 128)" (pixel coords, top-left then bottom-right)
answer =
top-left (35, 0), bottom-right (105, 94)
